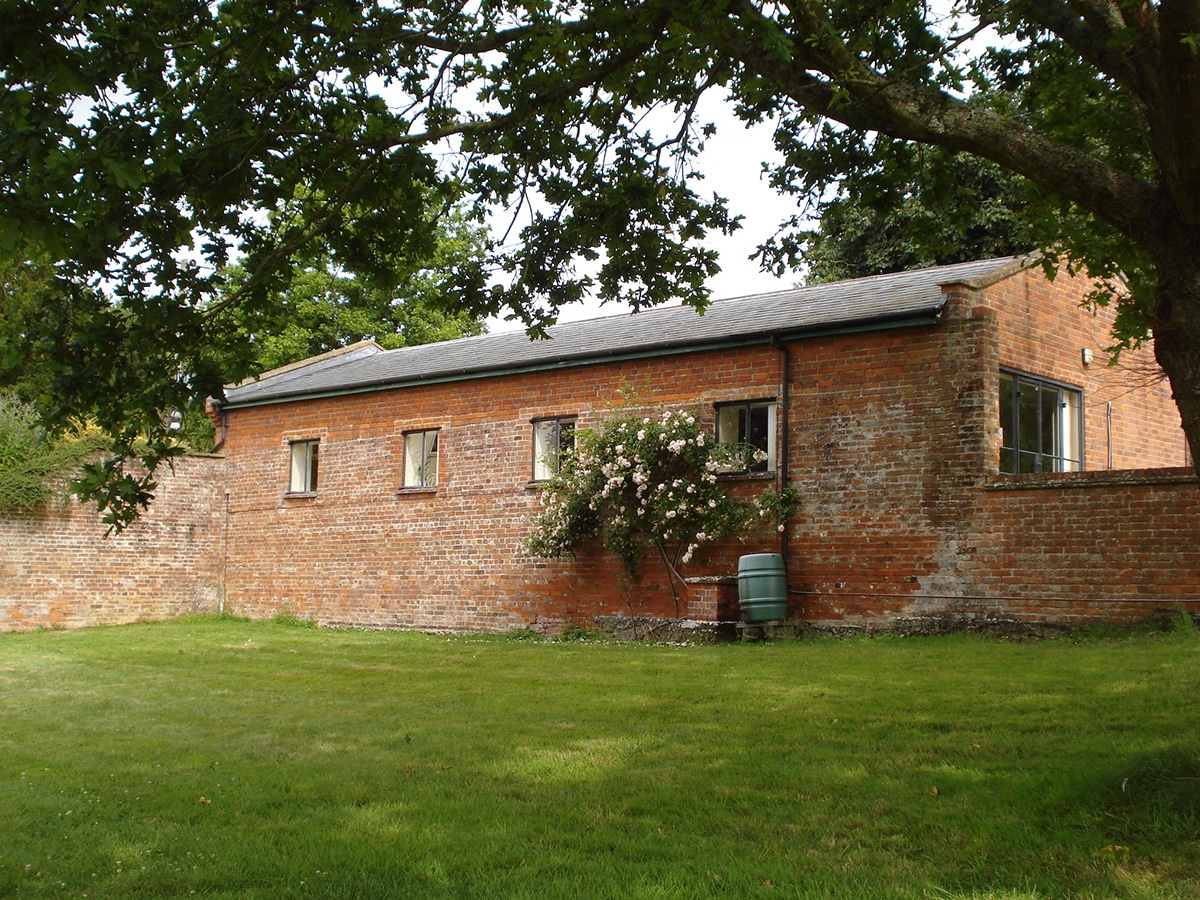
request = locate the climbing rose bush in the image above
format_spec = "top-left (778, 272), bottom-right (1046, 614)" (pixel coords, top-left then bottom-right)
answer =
top-left (526, 408), bottom-right (797, 580)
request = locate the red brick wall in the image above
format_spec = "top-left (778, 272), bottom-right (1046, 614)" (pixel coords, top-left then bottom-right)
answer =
top-left (961, 469), bottom-right (1200, 621)
top-left (3, 266), bottom-right (1187, 635)
top-left (783, 306), bottom-right (996, 623)
top-left (789, 268), bottom-right (1196, 627)
top-left (214, 264), bottom-right (1195, 632)
top-left (0, 455), bottom-right (226, 631)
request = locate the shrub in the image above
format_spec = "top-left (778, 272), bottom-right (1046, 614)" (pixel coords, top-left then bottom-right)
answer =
top-left (526, 408), bottom-right (799, 586)
top-left (0, 393), bottom-right (112, 512)
top-left (0, 392), bottom-right (46, 470)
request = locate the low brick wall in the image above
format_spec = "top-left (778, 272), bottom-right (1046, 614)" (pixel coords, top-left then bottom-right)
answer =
top-left (0, 455), bottom-right (226, 632)
top-left (795, 467), bottom-right (1200, 627)
top-left (1, 455), bottom-right (1194, 634)
top-left (967, 467), bottom-right (1200, 611)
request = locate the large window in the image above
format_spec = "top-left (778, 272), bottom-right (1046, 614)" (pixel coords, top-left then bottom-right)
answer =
top-left (532, 416), bottom-right (576, 481)
top-left (999, 371), bottom-right (1083, 473)
top-left (403, 430), bottom-right (439, 487)
top-left (716, 400), bottom-right (777, 473)
top-left (288, 440), bottom-right (319, 493)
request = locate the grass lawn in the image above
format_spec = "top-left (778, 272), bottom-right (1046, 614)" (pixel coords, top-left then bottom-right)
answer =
top-left (1, 617), bottom-right (1198, 899)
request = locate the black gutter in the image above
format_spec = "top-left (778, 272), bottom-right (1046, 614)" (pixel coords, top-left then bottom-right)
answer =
top-left (209, 399), bottom-right (228, 454)
top-left (770, 334), bottom-right (791, 569)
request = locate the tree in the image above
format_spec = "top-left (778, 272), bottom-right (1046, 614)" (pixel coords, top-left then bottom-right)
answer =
top-left (3, 0), bottom-right (1199, 525)
top-left (211, 204), bottom-right (488, 380)
top-left (0, 247), bottom-right (59, 404)
top-left (803, 146), bottom-right (1038, 283)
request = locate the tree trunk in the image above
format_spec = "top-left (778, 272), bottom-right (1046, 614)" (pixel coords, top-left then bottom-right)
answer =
top-left (1152, 248), bottom-right (1200, 470)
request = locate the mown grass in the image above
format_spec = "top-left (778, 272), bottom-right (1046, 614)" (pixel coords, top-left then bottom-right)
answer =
top-left (1, 616), bottom-right (1197, 898)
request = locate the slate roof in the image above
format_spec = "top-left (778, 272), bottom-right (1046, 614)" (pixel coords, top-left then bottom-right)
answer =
top-left (221, 256), bottom-right (1026, 408)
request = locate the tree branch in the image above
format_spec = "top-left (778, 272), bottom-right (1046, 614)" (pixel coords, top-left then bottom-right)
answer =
top-left (666, 0), bottom-right (1164, 249)
top-left (1022, 0), bottom-right (1158, 101)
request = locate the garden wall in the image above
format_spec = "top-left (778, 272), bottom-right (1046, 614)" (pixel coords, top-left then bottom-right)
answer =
top-left (966, 467), bottom-right (1200, 620)
top-left (796, 467), bottom-right (1200, 627)
top-left (0, 455), bottom-right (226, 631)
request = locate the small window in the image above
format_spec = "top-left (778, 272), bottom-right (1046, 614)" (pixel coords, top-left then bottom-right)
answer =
top-left (404, 430), bottom-right (439, 487)
top-left (288, 440), bottom-right (319, 493)
top-left (999, 371), bottom-right (1083, 473)
top-left (716, 400), bottom-right (776, 473)
top-left (532, 416), bottom-right (576, 481)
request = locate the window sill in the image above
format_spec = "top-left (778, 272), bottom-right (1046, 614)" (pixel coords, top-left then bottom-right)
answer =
top-left (395, 486), bottom-right (439, 496)
top-left (716, 471), bottom-right (776, 483)
top-left (284, 491), bottom-right (317, 500)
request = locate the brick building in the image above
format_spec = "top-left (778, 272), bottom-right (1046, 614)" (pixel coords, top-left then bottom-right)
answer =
top-left (209, 256), bottom-right (1196, 632)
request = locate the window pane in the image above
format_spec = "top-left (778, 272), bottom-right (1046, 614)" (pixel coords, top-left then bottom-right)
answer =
top-left (1017, 381), bottom-right (1040, 455)
top-left (1040, 386), bottom-right (1061, 462)
top-left (716, 402), bottom-right (776, 472)
top-left (1000, 372), bottom-right (1084, 475)
top-left (290, 444), bottom-right (305, 492)
top-left (747, 403), bottom-right (772, 472)
top-left (289, 441), bottom-right (317, 492)
top-left (1062, 391), bottom-right (1082, 470)
top-left (404, 435), bottom-right (420, 485)
top-left (404, 431), bottom-right (438, 487)
top-left (533, 418), bottom-right (575, 481)
top-left (424, 432), bottom-right (438, 486)
top-left (533, 420), bottom-right (556, 481)
top-left (717, 406), bottom-right (741, 446)
top-left (999, 373), bottom-right (1015, 472)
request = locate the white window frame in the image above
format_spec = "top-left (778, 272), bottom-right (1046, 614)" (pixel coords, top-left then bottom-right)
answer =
top-left (532, 416), bottom-right (576, 481)
top-left (288, 439), bottom-right (319, 494)
top-left (715, 400), bottom-right (777, 474)
top-left (999, 369), bottom-right (1083, 473)
top-left (403, 429), bottom-right (439, 488)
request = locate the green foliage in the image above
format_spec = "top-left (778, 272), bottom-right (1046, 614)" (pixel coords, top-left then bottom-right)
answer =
top-left (753, 481), bottom-right (801, 526)
top-left (1171, 608), bottom-right (1198, 636)
top-left (210, 203), bottom-right (488, 385)
top-left (0, 394), bottom-right (111, 512)
top-left (555, 624), bottom-right (604, 643)
top-left (527, 408), bottom-right (796, 580)
top-left (802, 147), bottom-right (1038, 284)
top-left (0, 392), bottom-right (44, 470)
top-left (1105, 747), bottom-right (1200, 840)
top-left (270, 611), bottom-right (319, 629)
top-left (506, 626), bottom-right (544, 641)
top-left (0, 247), bottom-right (60, 404)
